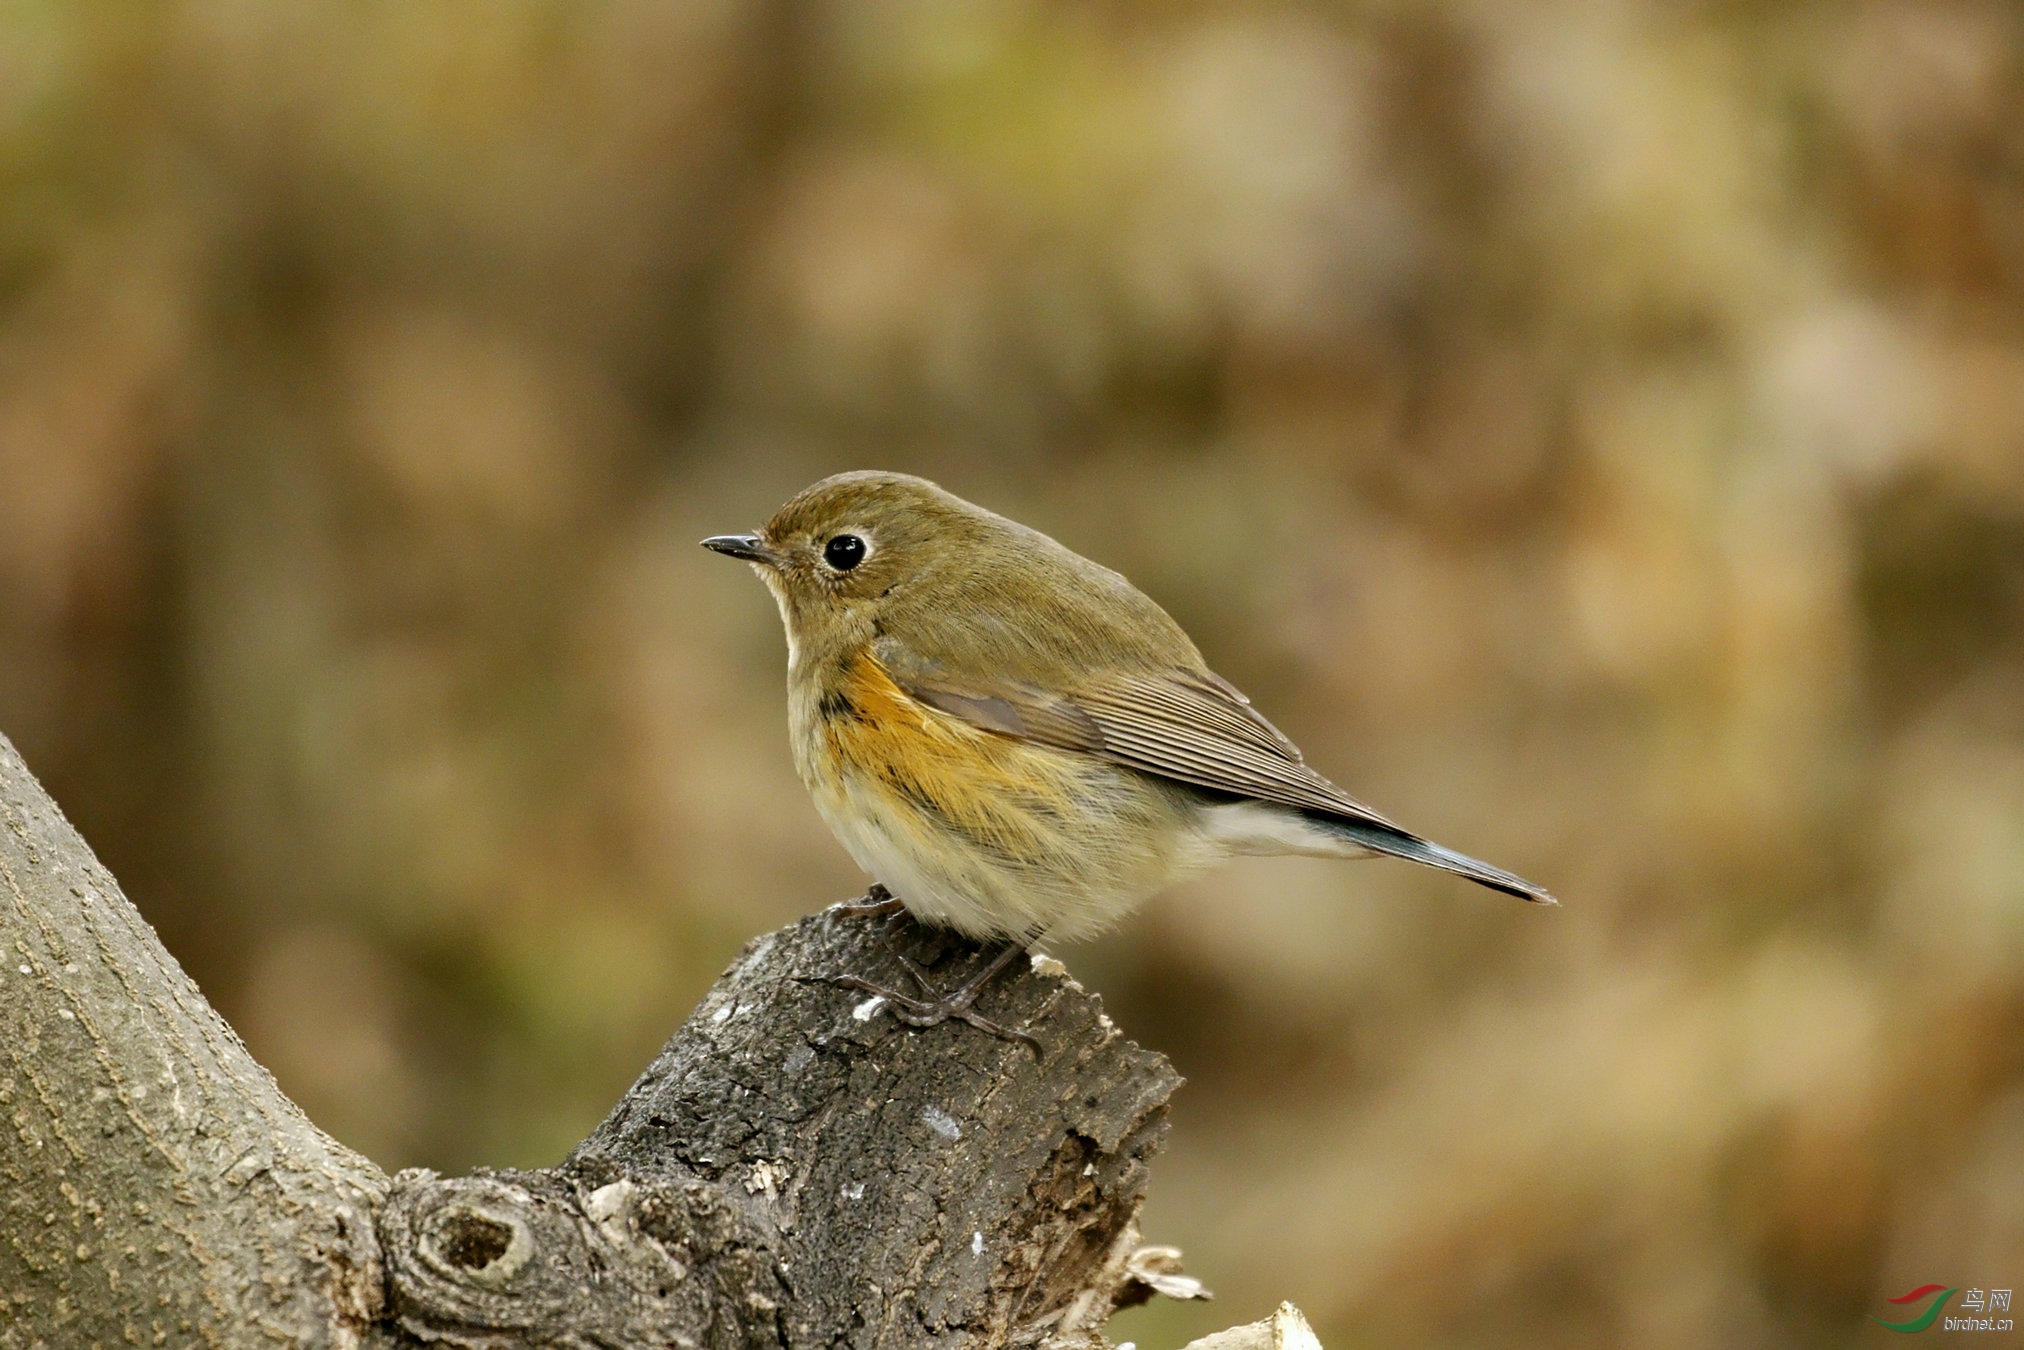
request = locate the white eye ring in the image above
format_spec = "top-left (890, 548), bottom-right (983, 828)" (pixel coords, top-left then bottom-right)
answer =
top-left (821, 531), bottom-right (872, 572)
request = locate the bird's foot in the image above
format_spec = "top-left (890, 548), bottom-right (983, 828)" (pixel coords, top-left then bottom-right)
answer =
top-left (825, 882), bottom-right (906, 919)
top-left (800, 940), bottom-right (1040, 1057)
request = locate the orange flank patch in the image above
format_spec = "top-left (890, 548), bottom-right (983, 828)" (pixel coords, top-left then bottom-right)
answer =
top-left (816, 649), bottom-right (1091, 865)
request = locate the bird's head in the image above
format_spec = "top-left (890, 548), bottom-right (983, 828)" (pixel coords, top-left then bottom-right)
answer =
top-left (703, 471), bottom-right (987, 666)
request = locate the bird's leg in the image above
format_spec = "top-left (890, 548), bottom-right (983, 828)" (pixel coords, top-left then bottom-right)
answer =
top-left (826, 881), bottom-right (906, 919)
top-left (802, 940), bottom-right (1041, 1056)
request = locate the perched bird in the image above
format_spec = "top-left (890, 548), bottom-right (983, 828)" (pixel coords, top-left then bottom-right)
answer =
top-left (705, 471), bottom-right (1553, 1046)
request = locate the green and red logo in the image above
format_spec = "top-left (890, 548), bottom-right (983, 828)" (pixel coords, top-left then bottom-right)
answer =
top-left (1870, 1285), bottom-right (1957, 1333)
top-left (1871, 1283), bottom-right (2014, 1332)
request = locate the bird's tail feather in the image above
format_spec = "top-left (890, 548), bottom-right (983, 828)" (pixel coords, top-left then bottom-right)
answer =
top-left (1299, 810), bottom-right (1557, 905)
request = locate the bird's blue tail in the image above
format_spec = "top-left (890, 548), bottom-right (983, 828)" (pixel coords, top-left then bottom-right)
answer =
top-left (1299, 810), bottom-right (1557, 904)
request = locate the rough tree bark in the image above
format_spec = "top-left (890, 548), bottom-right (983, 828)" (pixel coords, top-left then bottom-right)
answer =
top-left (0, 731), bottom-right (1201, 1349)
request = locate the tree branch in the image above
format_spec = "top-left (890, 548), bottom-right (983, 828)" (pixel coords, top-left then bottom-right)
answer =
top-left (0, 734), bottom-right (385, 1346)
top-left (0, 731), bottom-right (1194, 1348)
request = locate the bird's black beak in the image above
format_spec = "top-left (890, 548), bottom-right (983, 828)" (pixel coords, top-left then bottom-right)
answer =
top-left (701, 533), bottom-right (779, 565)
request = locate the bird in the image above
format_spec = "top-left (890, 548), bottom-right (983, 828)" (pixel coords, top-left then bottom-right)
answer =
top-left (704, 470), bottom-right (1554, 1048)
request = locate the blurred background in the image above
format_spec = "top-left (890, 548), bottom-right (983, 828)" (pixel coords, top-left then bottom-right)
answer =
top-left (2, 1), bottom-right (2021, 1344)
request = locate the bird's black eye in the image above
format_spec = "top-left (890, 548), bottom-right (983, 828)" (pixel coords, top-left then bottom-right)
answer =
top-left (822, 534), bottom-right (867, 571)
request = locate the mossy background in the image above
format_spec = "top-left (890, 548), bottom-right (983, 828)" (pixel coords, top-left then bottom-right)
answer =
top-left (2, 2), bottom-right (2021, 1344)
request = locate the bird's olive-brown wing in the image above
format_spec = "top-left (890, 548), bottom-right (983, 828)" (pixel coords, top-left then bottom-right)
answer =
top-left (872, 637), bottom-right (1400, 829)
top-left (870, 639), bottom-right (1557, 905)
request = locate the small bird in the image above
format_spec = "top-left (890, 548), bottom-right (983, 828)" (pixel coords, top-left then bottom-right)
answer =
top-left (705, 471), bottom-right (1553, 1046)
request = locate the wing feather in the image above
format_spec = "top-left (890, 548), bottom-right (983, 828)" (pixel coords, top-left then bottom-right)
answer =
top-left (876, 635), bottom-right (1396, 828)
top-left (879, 640), bottom-right (1555, 904)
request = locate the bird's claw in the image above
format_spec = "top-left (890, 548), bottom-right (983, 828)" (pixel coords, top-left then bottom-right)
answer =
top-left (816, 973), bottom-right (1043, 1056)
top-left (795, 941), bottom-right (1042, 1057)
